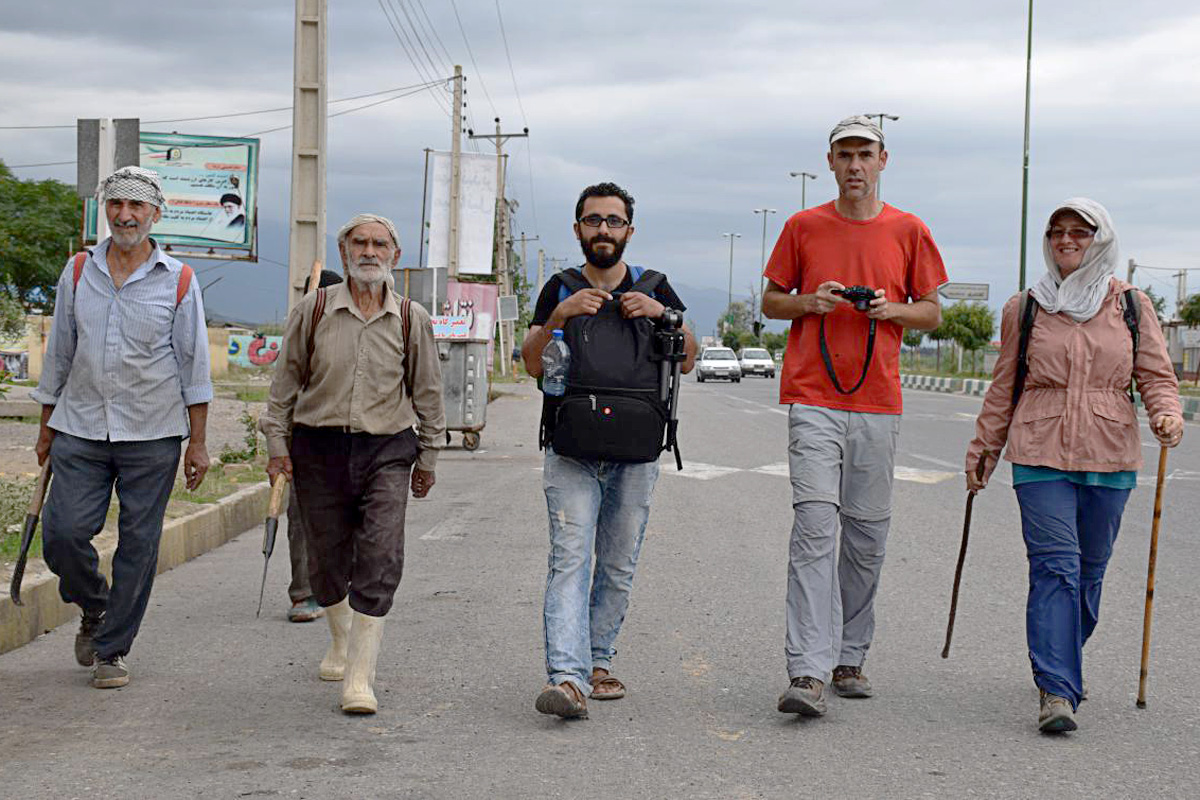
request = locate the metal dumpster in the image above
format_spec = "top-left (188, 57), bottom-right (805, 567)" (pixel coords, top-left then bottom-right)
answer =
top-left (437, 338), bottom-right (489, 450)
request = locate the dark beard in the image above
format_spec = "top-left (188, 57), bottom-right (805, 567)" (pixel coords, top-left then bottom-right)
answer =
top-left (580, 235), bottom-right (626, 270)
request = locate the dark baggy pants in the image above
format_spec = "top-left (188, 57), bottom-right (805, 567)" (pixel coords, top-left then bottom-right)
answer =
top-left (41, 432), bottom-right (181, 659)
top-left (289, 426), bottom-right (417, 618)
top-left (286, 487), bottom-right (313, 603)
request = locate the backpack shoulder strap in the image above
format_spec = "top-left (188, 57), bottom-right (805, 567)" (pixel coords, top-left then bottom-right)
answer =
top-left (175, 264), bottom-right (194, 307)
top-left (1122, 288), bottom-right (1140, 402)
top-left (400, 296), bottom-right (413, 399)
top-left (556, 268), bottom-right (590, 303)
top-left (628, 267), bottom-right (666, 298)
top-left (301, 287), bottom-right (327, 390)
top-left (71, 252), bottom-right (88, 289)
top-left (1012, 290), bottom-right (1040, 406)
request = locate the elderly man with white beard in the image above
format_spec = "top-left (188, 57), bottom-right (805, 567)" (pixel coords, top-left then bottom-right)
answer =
top-left (261, 213), bottom-right (445, 714)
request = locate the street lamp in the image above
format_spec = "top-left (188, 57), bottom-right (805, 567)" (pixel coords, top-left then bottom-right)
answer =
top-left (752, 209), bottom-right (776, 335)
top-left (722, 232), bottom-right (741, 328)
top-left (862, 113), bottom-right (898, 199)
top-left (1018, 0), bottom-right (1034, 291)
top-left (788, 171), bottom-right (818, 210)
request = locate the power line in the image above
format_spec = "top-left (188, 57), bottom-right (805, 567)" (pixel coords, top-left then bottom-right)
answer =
top-left (448, 0), bottom-right (497, 116)
top-left (493, 0), bottom-right (527, 123)
top-left (7, 85), bottom-right (440, 170)
top-left (377, 0), bottom-right (451, 114)
top-left (394, 0), bottom-right (450, 78)
top-left (0, 81), bottom-right (449, 132)
top-left (413, 0), bottom-right (457, 68)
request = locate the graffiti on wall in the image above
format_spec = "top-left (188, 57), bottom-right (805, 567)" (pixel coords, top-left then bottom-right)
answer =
top-left (228, 334), bottom-right (282, 367)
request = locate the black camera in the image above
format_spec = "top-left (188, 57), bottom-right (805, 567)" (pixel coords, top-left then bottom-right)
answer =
top-left (832, 285), bottom-right (878, 312)
top-left (658, 308), bottom-right (684, 330)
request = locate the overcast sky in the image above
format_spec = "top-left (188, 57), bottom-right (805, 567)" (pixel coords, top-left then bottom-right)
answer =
top-left (2, 1), bottom-right (1199, 328)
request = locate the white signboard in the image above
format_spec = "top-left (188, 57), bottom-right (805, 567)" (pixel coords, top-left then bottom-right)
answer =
top-left (497, 295), bottom-right (519, 322)
top-left (431, 316), bottom-right (471, 339)
top-left (426, 151), bottom-right (498, 276)
top-left (938, 282), bottom-right (989, 301)
top-left (1181, 328), bottom-right (1200, 348)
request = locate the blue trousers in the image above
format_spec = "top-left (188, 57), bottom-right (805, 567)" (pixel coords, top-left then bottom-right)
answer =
top-left (1015, 480), bottom-right (1131, 709)
top-left (42, 433), bottom-right (181, 659)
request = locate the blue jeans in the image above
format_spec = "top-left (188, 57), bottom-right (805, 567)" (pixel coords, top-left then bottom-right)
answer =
top-left (1015, 480), bottom-right (1131, 709)
top-left (542, 449), bottom-right (658, 696)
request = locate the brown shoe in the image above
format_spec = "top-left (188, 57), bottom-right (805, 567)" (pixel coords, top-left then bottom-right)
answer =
top-left (778, 676), bottom-right (827, 716)
top-left (535, 681), bottom-right (588, 719)
top-left (590, 668), bottom-right (626, 700)
top-left (832, 665), bottom-right (873, 698)
top-left (1038, 690), bottom-right (1077, 733)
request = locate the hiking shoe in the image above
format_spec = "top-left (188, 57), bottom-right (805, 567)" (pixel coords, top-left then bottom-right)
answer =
top-left (1038, 690), bottom-right (1077, 733)
top-left (288, 597), bottom-right (325, 623)
top-left (778, 676), bottom-right (827, 717)
top-left (92, 655), bottom-right (130, 689)
top-left (75, 609), bottom-right (104, 667)
top-left (832, 665), bottom-right (873, 698)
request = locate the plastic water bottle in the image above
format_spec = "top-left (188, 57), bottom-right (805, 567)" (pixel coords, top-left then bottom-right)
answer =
top-left (541, 330), bottom-right (570, 396)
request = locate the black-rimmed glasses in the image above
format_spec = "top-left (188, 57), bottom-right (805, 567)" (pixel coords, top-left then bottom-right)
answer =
top-left (578, 214), bottom-right (630, 229)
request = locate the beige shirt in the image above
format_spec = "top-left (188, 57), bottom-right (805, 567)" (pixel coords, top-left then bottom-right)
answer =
top-left (261, 282), bottom-right (446, 472)
top-left (967, 280), bottom-right (1181, 481)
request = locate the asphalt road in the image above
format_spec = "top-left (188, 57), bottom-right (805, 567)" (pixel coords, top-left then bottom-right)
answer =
top-left (2, 376), bottom-right (1198, 799)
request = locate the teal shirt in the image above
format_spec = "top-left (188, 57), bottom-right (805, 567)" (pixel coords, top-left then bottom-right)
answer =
top-left (1012, 464), bottom-right (1137, 490)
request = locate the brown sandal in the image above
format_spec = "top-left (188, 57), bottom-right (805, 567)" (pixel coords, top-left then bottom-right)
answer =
top-left (591, 670), bottom-right (626, 700)
top-left (535, 682), bottom-right (588, 719)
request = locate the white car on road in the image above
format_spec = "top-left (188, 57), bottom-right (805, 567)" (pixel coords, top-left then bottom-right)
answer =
top-left (697, 347), bottom-right (741, 382)
top-left (738, 347), bottom-right (776, 378)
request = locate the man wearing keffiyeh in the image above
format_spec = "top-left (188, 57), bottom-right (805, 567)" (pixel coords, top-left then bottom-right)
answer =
top-left (32, 165), bottom-right (213, 690)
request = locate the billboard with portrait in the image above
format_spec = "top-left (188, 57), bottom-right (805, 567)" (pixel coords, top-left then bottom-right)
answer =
top-left (86, 131), bottom-right (260, 259)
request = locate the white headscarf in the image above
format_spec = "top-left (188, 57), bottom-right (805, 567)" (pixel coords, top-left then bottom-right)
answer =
top-left (1029, 197), bottom-right (1118, 323)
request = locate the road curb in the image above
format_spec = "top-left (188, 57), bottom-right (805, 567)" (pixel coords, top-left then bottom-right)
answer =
top-left (0, 481), bottom-right (269, 655)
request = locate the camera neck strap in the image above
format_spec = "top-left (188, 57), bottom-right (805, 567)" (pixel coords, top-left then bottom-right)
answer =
top-left (819, 314), bottom-right (876, 395)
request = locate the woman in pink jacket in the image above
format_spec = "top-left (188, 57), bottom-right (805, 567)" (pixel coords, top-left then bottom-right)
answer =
top-left (965, 198), bottom-right (1183, 734)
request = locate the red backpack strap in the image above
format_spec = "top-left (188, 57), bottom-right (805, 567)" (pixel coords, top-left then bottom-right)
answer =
top-left (71, 252), bottom-right (88, 290)
top-left (175, 264), bottom-right (194, 307)
top-left (301, 287), bottom-right (327, 390)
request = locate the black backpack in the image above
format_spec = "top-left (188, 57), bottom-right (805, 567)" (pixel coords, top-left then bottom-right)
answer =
top-left (540, 266), bottom-right (672, 463)
top-left (1012, 287), bottom-right (1140, 406)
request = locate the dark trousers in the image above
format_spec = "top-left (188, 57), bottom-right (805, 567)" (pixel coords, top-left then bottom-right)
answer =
top-left (290, 426), bottom-right (417, 617)
top-left (42, 432), bottom-right (181, 659)
top-left (286, 487), bottom-right (313, 603)
top-left (1016, 480), bottom-right (1131, 709)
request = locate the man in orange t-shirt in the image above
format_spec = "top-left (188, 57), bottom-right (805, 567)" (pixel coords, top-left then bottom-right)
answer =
top-left (763, 115), bottom-right (947, 718)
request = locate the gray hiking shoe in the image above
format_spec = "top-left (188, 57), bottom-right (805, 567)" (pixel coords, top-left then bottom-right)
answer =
top-left (75, 609), bottom-right (104, 667)
top-left (1038, 690), bottom-right (1077, 733)
top-left (92, 655), bottom-right (130, 689)
top-left (778, 676), bottom-right (827, 717)
top-left (832, 665), bottom-right (873, 698)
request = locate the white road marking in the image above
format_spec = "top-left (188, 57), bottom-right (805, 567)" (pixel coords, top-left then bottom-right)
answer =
top-left (910, 453), bottom-right (963, 470)
top-left (750, 463), bottom-right (790, 477)
top-left (670, 461), bottom-right (744, 481)
top-left (720, 395), bottom-right (788, 416)
top-left (420, 517), bottom-right (469, 541)
top-left (893, 466), bottom-right (956, 484)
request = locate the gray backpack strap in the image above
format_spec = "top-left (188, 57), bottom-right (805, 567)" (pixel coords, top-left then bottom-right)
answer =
top-left (1012, 290), bottom-right (1039, 407)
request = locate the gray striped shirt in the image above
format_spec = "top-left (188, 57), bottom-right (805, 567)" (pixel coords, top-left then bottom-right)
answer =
top-left (31, 238), bottom-right (213, 441)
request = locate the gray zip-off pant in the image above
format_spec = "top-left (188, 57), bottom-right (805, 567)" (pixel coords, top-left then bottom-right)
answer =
top-left (784, 404), bottom-right (899, 681)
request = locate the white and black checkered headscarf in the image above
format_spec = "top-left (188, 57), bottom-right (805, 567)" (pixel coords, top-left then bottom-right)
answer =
top-left (98, 166), bottom-right (166, 208)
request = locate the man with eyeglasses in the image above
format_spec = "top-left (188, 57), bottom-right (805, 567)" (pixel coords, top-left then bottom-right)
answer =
top-left (522, 182), bottom-right (697, 719)
top-left (763, 116), bottom-right (948, 717)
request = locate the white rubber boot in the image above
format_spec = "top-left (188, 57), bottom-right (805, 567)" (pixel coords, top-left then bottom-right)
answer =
top-left (319, 597), bottom-right (352, 681)
top-left (341, 611), bottom-right (386, 714)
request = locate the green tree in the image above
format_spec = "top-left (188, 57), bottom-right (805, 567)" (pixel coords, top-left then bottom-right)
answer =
top-left (942, 302), bottom-right (995, 374)
top-left (0, 161), bottom-right (82, 311)
top-left (1180, 293), bottom-right (1200, 327)
top-left (720, 300), bottom-right (754, 348)
top-left (902, 328), bottom-right (924, 369)
top-left (762, 330), bottom-right (788, 356)
top-left (1141, 285), bottom-right (1167, 324)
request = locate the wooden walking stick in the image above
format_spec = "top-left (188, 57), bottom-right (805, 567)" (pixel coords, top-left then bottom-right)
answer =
top-left (256, 474), bottom-right (290, 617)
top-left (1136, 446), bottom-right (1169, 708)
top-left (942, 454), bottom-right (990, 658)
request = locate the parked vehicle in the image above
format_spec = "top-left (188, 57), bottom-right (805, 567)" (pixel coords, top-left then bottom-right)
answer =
top-left (738, 347), bottom-right (775, 378)
top-left (697, 347), bottom-right (741, 382)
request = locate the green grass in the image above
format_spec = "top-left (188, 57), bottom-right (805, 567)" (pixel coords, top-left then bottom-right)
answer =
top-left (234, 386), bottom-right (270, 403)
top-left (0, 474), bottom-right (39, 561)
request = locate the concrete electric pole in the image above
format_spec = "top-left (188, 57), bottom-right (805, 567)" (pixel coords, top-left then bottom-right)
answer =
top-left (287, 0), bottom-right (328, 312)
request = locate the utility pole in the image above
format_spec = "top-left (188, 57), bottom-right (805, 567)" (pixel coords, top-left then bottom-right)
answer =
top-left (448, 65), bottom-right (464, 281)
top-left (862, 113), bottom-right (898, 199)
top-left (1176, 270), bottom-right (1188, 319)
top-left (752, 208), bottom-right (775, 335)
top-left (469, 118), bottom-right (528, 377)
top-left (722, 232), bottom-right (741, 331)
top-left (537, 249), bottom-right (546, 294)
top-left (287, 0), bottom-right (327, 312)
top-left (789, 171), bottom-right (818, 210)
top-left (1018, 0), bottom-right (1034, 292)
